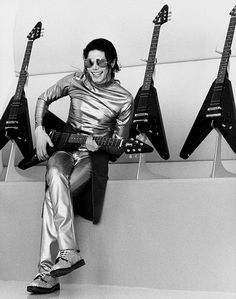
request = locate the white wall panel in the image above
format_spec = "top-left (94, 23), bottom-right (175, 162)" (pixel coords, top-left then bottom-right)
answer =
top-left (13, 0), bottom-right (236, 74)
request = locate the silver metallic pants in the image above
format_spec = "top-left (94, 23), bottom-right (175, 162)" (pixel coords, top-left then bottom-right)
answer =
top-left (38, 150), bottom-right (91, 274)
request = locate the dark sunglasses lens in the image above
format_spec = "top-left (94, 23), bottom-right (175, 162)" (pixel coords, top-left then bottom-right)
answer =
top-left (84, 59), bottom-right (93, 68)
top-left (97, 59), bottom-right (108, 67)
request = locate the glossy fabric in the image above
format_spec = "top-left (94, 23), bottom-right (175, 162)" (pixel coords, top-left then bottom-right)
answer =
top-left (39, 150), bottom-right (91, 273)
top-left (35, 72), bottom-right (134, 273)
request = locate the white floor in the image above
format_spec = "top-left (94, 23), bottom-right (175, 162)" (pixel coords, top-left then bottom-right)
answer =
top-left (1, 281), bottom-right (236, 299)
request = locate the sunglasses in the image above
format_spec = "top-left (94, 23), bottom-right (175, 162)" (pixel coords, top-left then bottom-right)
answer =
top-left (84, 58), bottom-right (110, 68)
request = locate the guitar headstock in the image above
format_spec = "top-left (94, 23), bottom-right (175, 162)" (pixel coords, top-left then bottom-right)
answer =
top-left (230, 5), bottom-right (236, 17)
top-left (27, 21), bottom-right (43, 41)
top-left (124, 138), bottom-right (154, 154)
top-left (153, 4), bottom-right (169, 26)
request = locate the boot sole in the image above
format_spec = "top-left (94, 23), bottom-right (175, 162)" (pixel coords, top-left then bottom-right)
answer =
top-left (50, 259), bottom-right (85, 278)
top-left (27, 283), bottom-right (60, 294)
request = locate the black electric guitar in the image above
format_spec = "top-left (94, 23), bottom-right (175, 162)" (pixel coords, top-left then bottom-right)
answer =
top-left (130, 5), bottom-right (170, 160)
top-left (180, 6), bottom-right (236, 159)
top-left (18, 111), bottom-right (154, 170)
top-left (0, 22), bottom-right (42, 159)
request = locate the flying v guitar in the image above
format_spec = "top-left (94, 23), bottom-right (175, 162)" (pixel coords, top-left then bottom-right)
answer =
top-left (180, 6), bottom-right (236, 159)
top-left (130, 5), bottom-right (170, 160)
top-left (18, 111), bottom-right (154, 170)
top-left (0, 22), bottom-right (42, 159)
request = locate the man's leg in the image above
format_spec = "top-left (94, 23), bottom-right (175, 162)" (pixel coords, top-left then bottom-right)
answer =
top-left (50, 151), bottom-right (91, 277)
top-left (27, 187), bottom-right (61, 294)
top-left (27, 151), bottom-right (76, 294)
top-left (38, 189), bottom-right (58, 274)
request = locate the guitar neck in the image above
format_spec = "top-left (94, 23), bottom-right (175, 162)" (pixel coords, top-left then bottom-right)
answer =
top-left (52, 131), bottom-right (124, 149)
top-left (137, 25), bottom-right (161, 114)
top-left (14, 40), bottom-right (34, 105)
top-left (142, 25), bottom-right (161, 91)
top-left (210, 14), bottom-right (236, 109)
top-left (216, 15), bottom-right (236, 84)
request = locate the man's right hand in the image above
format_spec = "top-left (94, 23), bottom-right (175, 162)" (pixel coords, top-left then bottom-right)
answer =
top-left (35, 126), bottom-right (54, 161)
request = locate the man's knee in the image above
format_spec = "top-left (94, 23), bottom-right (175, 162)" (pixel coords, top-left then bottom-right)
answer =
top-left (46, 152), bottom-right (74, 185)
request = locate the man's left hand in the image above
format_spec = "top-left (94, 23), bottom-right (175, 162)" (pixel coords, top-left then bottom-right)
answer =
top-left (85, 135), bottom-right (99, 152)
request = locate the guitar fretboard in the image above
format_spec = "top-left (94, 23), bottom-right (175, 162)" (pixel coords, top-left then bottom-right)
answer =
top-left (142, 25), bottom-right (161, 91)
top-left (216, 16), bottom-right (236, 84)
top-left (137, 25), bottom-right (161, 113)
top-left (8, 40), bottom-right (34, 123)
top-left (14, 40), bottom-right (33, 104)
top-left (69, 134), bottom-right (123, 147)
top-left (210, 14), bottom-right (236, 109)
top-left (52, 131), bottom-right (123, 148)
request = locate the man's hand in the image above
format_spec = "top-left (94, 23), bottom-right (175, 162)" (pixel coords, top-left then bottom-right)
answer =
top-left (35, 126), bottom-right (54, 160)
top-left (85, 135), bottom-right (99, 152)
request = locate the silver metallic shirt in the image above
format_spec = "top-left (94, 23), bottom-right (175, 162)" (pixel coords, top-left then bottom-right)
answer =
top-left (36, 72), bottom-right (134, 139)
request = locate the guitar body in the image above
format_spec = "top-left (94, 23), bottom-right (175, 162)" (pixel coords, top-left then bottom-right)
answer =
top-left (0, 94), bottom-right (33, 158)
top-left (18, 111), bottom-right (77, 170)
top-left (42, 111), bottom-right (76, 152)
top-left (180, 78), bottom-right (236, 159)
top-left (130, 85), bottom-right (169, 159)
top-left (43, 110), bottom-right (70, 133)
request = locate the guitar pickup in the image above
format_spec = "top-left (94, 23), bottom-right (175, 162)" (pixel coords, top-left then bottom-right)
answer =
top-left (134, 112), bottom-right (149, 117)
top-left (207, 106), bottom-right (221, 111)
top-left (206, 106), bottom-right (222, 118)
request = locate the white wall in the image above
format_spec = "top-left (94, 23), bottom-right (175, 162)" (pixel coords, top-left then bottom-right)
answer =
top-left (12, 0), bottom-right (236, 73)
top-left (0, 0), bottom-right (20, 171)
top-left (0, 0), bottom-right (19, 99)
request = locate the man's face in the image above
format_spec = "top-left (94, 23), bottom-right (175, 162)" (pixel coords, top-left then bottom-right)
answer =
top-left (85, 50), bottom-right (110, 84)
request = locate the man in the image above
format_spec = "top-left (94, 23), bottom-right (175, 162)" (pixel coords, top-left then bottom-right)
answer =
top-left (27, 38), bottom-right (134, 294)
